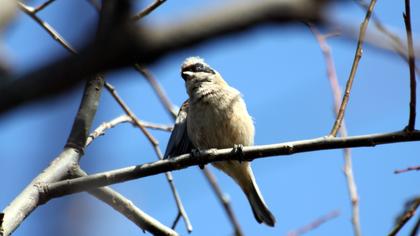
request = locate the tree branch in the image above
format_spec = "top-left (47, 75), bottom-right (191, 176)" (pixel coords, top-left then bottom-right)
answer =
top-left (329, 0), bottom-right (377, 136)
top-left (41, 130), bottom-right (420, 199)
top-left (0, 0), bottom-right (326, 115)
top-left (134, 64), bottom-right (178, 118)
top-left (132, 0), bottom-right (166, 21)
top-left (202, 168), bottom-right (244, 236)
top-left (389, 197), bottom-right (420, 236)
top-left (86, 114), bottom-right (172, 147)
top-left (308, 23), bottom-right (362, 236)
top-left (104, 82), bottom-right (193, 232)
top-left (71, 167), bottom-right (178, 236)
top-left (403, 0), bottom-right (417, 131)
top-left (287, 210), bottom-right (340, 236)
top-left (394, 165), bottom-right (420, 174)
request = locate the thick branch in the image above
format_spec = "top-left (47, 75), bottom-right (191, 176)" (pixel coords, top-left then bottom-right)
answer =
top-left (0, 148), bottom-right (80, 236)
top-left (0, 75), bottom-right (104, 236)
top-left (0, 0), bottom-right (326, 114)
top-left (41, 130), bottom-right (420, 199)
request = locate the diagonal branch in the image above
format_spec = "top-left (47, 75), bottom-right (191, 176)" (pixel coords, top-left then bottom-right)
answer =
top-left (41, 130), bottom-right (420, 199)
top-left (132, 0), bottom-right (166, 21)
top-left (0, 75), bottom-right (104, 236)
top-left (134, 64), bottom-right (178, 118)
top-left (308, 23), bottom-right (362, 236)
top-left (17, 2), bottom-right (77, 54)
top-left (86, 114), bottom-right (172, 147)
top-left (329, 0), bottom-right (377, 137)
top-left (287, 210), bottom-right (340, 236)
top-left (71, 167), bottom-right (178, 236)
top-left (1, 2), bottom-right (174, 235)
top-left (33, 0), bottom-right (56, 13)
top-left (104, 82), bottom-right (193, 232)
top-left (389, 197), bottom-right (420, 236)
top-left (202, 168), bottom-right (244, 236)
top-left (394, 165), bottom-right (420, 174)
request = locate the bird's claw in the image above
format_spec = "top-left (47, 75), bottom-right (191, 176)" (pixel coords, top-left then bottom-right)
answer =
top-left (191, 149), bottom-right (205, 169)
top-left (233, 144), bottom-right (244, 163)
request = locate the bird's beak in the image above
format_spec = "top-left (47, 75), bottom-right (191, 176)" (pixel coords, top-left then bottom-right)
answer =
top-left (181, 71), bottom-right (193, 81)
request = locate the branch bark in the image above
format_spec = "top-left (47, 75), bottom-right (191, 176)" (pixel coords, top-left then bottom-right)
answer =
top-left (41, 130), bottom-right (420, 199)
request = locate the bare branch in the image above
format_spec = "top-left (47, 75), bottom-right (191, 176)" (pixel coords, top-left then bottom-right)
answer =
top-left (86, 114), bottom-right (172, 147)
top-left (410, 216), bottom-right (420, 236)
top-left (17, 2), bottom-right (77, 54)
top-left (0, 0), bottom-right (325, 114)
top-left (389, 197), bottom-right (420, 236)
top-left (354, 0), bottom-right (420, 76)
top-left (134, 64), bottom-right (178, 118)
top-left (104, 82), bottom-right (193, 232)
top-left (72, 167), bottom-right (178, 236)
top-left (403, 0), bottom-right (417, 131)
top-left (0, 149), bottom-right (80, 236)
top-left (394, 165), bottom-right (420, 174)
top-left (132, 0), bottom-right (166, 21)
top-left (202, 168), bottom-right (244, 236)
top-left (329, 0), bottom-right (377, 136)
top-left (42, 130), bottom-right (420, 199)
top-left (33, 0), bottom-right (55, 13)
top-left (308, 23), bottom-right (362, 236)
top-left (287, 210), bottom-right (340, 236)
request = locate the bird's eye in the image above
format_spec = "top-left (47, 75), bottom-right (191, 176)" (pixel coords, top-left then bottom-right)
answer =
top-left (184, 63), bottom-right (215, 74)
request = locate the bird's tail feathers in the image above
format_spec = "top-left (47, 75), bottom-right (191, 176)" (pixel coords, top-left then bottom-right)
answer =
top-left (246, 177), bottom-right (276, 227)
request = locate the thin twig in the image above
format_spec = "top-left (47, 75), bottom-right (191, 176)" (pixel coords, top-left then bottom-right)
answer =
top-left (132, 0), bottom-right (166, 21)
top-left (42, 130), bottom-right (420, 198)
top-left (86, 114), bottom-right (173, 146)
top-left (389, 197), bottom-right (420, 236)
top-left (134, 64), bottom-right (178, 118)
top-left (355, 0), bottom-right (420, 76)
top-left (17, 2), bottom-right (77, 54)
top-left (409, 216), bottom-right (420, 236)
top-left (33, 0), bottom-right (56, 13)
top-left (329, 0), bottom-right (377, 137)
top-left (104, 82), bottom-right (193, 233)
top-left (308, 23), bottom-right (362, 236)
top-left (394, 165), bottom-right (420, 174)
top-left (403, 0), bottom-right (417, 131)
top-left (287, 210), bottom-right (340, 236)
top-left (202, 167), bottom-right (244, 236)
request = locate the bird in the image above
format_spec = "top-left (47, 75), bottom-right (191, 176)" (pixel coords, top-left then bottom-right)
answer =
top-left (164, 56), bottom-right (276, 227)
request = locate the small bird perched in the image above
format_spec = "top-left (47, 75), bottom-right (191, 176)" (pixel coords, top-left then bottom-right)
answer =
top-left (164, 57), bottom-right (275, 226)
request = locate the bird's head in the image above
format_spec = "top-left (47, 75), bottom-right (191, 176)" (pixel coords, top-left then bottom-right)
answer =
top-left (181, 57), bottom-right (227, 93)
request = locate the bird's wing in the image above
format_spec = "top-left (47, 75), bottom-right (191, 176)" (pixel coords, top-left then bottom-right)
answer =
top-left (163, 100), bottom-right (194, 159)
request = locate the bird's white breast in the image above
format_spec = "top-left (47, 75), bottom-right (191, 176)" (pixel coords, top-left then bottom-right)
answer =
top-left (187, 86), bottom-right (254, 149)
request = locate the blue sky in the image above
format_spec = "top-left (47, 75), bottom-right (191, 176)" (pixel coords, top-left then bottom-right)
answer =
top-left (0, 0), bottom-right (419, 235)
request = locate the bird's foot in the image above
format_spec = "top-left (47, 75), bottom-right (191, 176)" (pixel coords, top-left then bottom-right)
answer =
top-left (191, 148), bottom-right (205, 169)
top-left (233, 144), bottom-right (244, 163)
